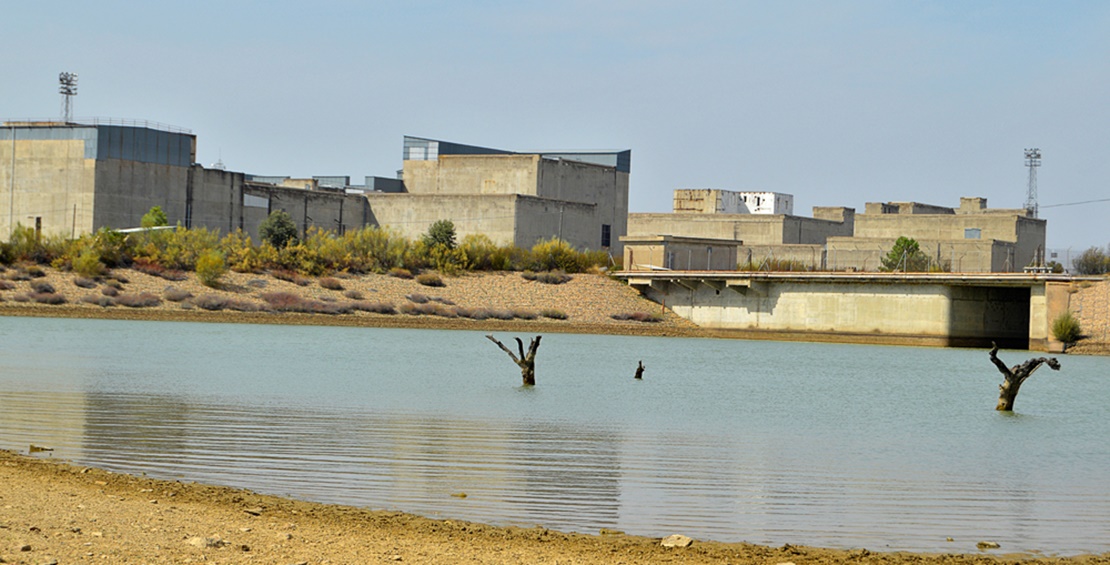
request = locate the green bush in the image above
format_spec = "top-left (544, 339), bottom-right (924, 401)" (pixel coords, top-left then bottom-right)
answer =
top-left (140, 206), bottom-right (168, 228)
top-left (422, 219), bottom-right (457, 250)
top-left (1051, 311), bottom-right (1082, 344)
top-left (72, 249), bottom-right (105, 278)
top-left (196, 250), bottom-right (228, 287)
top-left (881, 236), bottom-right (931, 272)
top-left (415, 273), bottom-right (445, 287)
top-left (259, 210), bottom-right (299, 249)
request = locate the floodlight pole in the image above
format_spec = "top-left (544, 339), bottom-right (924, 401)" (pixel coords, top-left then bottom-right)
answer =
top-left (1024, 148), bottom-right (1041, 218)
top-left (59, 72), bottom-right (78, 124)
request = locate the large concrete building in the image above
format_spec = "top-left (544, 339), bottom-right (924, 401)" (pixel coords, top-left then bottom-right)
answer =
top-left (826, 197), bottom-right (1046, 272)
top-left (0, 120), bottom-right (366, 241)
top-left (365, 137), bottom-right (630, 254)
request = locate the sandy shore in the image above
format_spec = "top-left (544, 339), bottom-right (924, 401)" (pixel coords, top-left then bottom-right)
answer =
top-left (3, 267), bottom-right (1110, 563)
top-left (3, 450), bottom-right (1106, 565)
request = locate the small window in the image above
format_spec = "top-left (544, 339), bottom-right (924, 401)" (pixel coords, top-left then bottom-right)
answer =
top-left (601, 224), bottom-right (611, 248)
top-left (965, 228), bottom-right (981, 239)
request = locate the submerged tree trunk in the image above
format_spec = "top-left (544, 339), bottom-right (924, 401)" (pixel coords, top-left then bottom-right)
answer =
top-left (486, 335), bottom-right (542, 386)
top-left (634, 360), bottom-right (645, 380)
top-left (989, 342), bottom-right (1060, 411)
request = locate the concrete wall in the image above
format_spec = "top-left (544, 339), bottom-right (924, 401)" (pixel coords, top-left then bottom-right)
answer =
top-left (622, 236), bottom-right (738, 271)
top-left (632, 277), bottom-right (1032, 348)
top-left (365, 193), bottom-right (608, 251)
top-left (628, 213), bottom-right (852, 245)
top-left (737, 244), bottom-right (825, 270)
top-left (824, 236), bottom-right (1014, 272)
top-left (673, 189), bottom-right (793, 215)
top-left (92, 159), bottom-right (190, 231)
top-left (0, 136), bottom-right (96, 237)
top-left (245, 184), bottom-right (367, 241)
top-left (403, 155), bottom-right (541, 196)
top-left (536, 157), bottom-right (628, 249)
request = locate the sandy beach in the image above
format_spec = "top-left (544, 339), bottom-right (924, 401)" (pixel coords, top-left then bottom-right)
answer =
top-left (2, 266), bottom-right (1109, 563)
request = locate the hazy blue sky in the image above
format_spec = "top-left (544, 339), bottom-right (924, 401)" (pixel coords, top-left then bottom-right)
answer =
top-left (4, 1), bottom-right (1108, 250)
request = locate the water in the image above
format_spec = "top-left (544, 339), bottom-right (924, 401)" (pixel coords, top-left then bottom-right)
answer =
top-left (1, 316), bottom-right (1108, 555)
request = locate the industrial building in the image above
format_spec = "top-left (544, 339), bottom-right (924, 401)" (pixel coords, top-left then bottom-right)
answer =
top-left (625, 188), bottom-right (1046, 273)
top-left (2, 124), bottom-right (628, 254)
top-left (365, 137), bottom-right (630, 254)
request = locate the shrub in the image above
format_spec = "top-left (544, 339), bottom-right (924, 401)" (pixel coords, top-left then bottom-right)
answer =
top-left (540, 308), bottom-right (568, 320)
top-left (6, 271), bottom-right (31, 281)
top-left (114, 292), bottom-right (162, 308)
top-left (163, 287), bottom-right (193, 302)
top-left (272, 269), bottom-right (310, 286)
top-left (80, 294), bottom-right (115, 307)
top-left (522, 270), bottom-right (572, 285)
top-left (422, 219), bottom-right (457, 250)
top-left (196, 250), bottom-right (228, 288)
top-left (0, 280), bottom-right (15, 291)
top-left (350, 301), bottom-right (397, 315)
top-left (101, 285), bottom-right (120, 297)
top-left (140, 206), bottom-right (169, 228)
top-left (406, 293), bottom-right (430, 304)
top-left (11, 293), bottom-right (30, 302)
top-left (456, 307), bottom-right (490, 320)
top-left (1072, 246), bottom-right (1110, 275)
top-left (319, 277), bottom-right (344, 291)
top-left (881, 236), bottom-right (931, 272)
top-left (343, 289), bottom-right (363, 300)
top-left (529, 238), bottom-right (584, 273)
top-left (225, 299), bottom-right (265, 312)
top-left (25, 266), bottom-right (46, 278)
top-left (73, 277), bottom-right (98, 289)
top-left (72, 249), bottom-right (105, 278)
top-left (1052, 311), bottom-right (1083, 344)
top-left (511, 308), bottom-right (538, 320)
top-left (260, 292), bottom-right (311, 312)
top-left (611, 312), bottom-right (663, 323)
top-left (259, 210), bottom-right (299, 249)
top-left (191, 294), bottom-right (228, 311)
top-left (388, 267), bottom-right (413, 279)
top-left (247, 279), bottom-right (268, 289)
top-left (30, 281), bottom-right (55, 294)
top-left (30, 292), bottom-right (67, 305)
top-left (415, 273), bottom-right (444, 287)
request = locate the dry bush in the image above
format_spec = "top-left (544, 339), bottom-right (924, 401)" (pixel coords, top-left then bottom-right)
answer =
top-left (73, 277), bottom-right (98, 289)
top-left (415, 273), bottom-right (444, 287)
top-left (488, 309), bottom-right (514, 320)
top-left (430, 296), bottom-right (455, 305)
top-left (80, 294), bottom-right (115, 308)
top-left (343, 289), bottom-right (363, 300)
top-left (406, 293), bottom-right (430, 304)
top-left (511, 308), bottom-right (538, 320)
top-left (388, 267), bottom-right (413, 279)
top-left (191, 294), bottom-right (228, 311)
top-left (540, 308), bottom-right (568, 320)
top-left (521, 270), bottom-right (572, 285)
top-left (6, 271), bottom-right (32, 281)
top-left (272, 269), bottom-right (310, 286)
top-left (114, 292), bottom-right (162, 308)
top-left (610, 312), bottom-right (663, 323)
top-left (0, 280), bottom-right (16, 291)
top-left (100, 286), bottom-right (119, 297)
top-left (319, 277), bottom-right (344, 291)
top-left (225, 299), bottom-right (265, 312)
top-left (30, 292), bottom-right (67, 305)
top-left (350, 301), bottom-right (397, 315)
top-left (30, 281), bottom-right (55, 294)
top-left (164, 287), bottom-right (194, 302)
top-left (25, 266), bottom-right (46, 278)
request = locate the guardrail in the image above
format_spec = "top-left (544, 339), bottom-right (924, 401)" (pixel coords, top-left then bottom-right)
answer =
top-left (1, 117), bottom-right (192, 134)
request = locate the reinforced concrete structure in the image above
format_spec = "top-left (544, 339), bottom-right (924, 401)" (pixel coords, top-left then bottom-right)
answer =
top-left (619, 270), bottom-right (1087, 351)
top-left (366, 137), bottom-right (630, 254)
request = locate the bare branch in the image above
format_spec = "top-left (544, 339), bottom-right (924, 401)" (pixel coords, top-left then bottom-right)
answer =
top-left (486, 335), bottom-right (520, 364)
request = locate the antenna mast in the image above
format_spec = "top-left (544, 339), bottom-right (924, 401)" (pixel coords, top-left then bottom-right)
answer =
top-left (59, 72), bottom-right (78, 123)
top-left (1024, 148), bottom-right (1041, 218)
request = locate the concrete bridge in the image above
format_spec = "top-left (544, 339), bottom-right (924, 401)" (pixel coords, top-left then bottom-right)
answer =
top-left (616, 271), bottom-right (1089, 350)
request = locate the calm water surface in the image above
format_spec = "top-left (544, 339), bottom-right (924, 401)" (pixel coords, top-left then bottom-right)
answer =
top-left (0, 316), bottom-right (1108, 555)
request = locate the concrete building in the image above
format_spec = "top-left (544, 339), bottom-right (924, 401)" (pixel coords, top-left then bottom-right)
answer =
top-left (1, 120), bottom-right (366, 242)
top-left (629, 189), bottom-right (854, 269)
top-left (365, 136), bottom-right (630, 254)
top-left (825, 197), bottom-right (1046, 272)
top-left (620, 235), bottom-right (739, 271)
top-left (674, 189), bottom-right (793, 215)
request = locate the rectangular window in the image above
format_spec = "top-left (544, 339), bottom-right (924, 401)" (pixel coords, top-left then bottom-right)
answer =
top-left (965, 228), bottom-right (981, 239)
top-left (601, 224), bottom-right (611, 248)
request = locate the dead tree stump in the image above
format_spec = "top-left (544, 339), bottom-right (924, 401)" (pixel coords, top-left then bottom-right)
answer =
top-left (989, 342), bottom-right (1060, 411)
top-left (486, 335), bottom-right (541, 386)
top-left (634, 360), bottom-right (645, 380)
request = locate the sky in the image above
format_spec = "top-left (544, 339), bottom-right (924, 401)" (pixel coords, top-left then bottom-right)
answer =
top-left (4, 0), bottom-right (1109, 251)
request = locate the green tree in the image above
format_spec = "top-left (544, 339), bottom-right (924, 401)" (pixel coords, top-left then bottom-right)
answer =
top-left (259, 210), bottom-right (299, 249)
top-left (422, 219), bottom-right (457, 250)
top-left (140, 206), bottom-right (168, 228)
top-left (1072, 246), bottom-right (1110, 275)
top-left (881, 236), bottom-right (930, 272)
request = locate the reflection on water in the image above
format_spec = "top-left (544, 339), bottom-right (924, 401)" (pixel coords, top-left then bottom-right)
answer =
top-left (1, 316), bottom-right (1109, 555)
